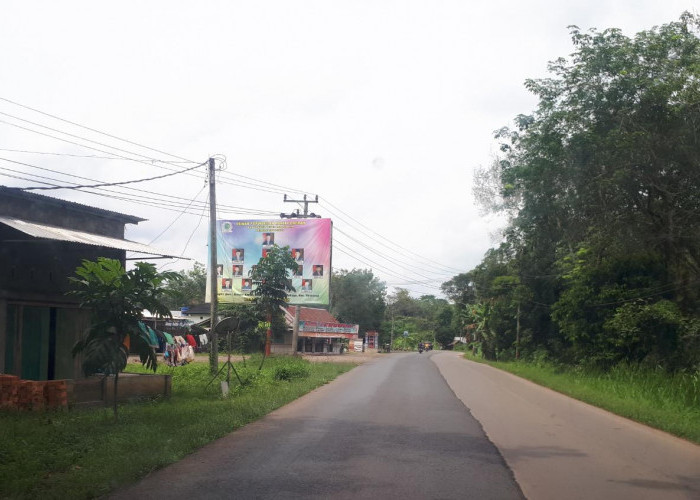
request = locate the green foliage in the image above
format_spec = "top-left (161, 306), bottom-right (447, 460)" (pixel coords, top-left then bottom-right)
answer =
top-left (249, 245), bottom-right (298, 314)
top-left (461, 13), bottom-right (700, 371)
top-left (216, 303), bottom-right (264, 353)
top-left (161, 262), bottom-right (206, 309)
top-left (273, 357), bottom-right (311, 381)
top-left (70, 258), bottom-right (178, 376)
top-left (330, 268), bottom-right (386, 334)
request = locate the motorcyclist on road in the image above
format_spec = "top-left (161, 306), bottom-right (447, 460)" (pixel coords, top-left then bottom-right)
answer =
top-left (418, 342), bottom-right (424, 353)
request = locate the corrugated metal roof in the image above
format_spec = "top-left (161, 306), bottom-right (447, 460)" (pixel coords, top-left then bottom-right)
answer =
top-left (0, 216), bottom-right (177, 257)
top-left (0, 186), bottom-right (145, 223)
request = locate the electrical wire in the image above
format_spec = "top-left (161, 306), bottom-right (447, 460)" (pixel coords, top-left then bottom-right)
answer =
top-left (149, 185), bottom-right (207, 245)
top-left (321, 199), bottom-right (464, 274)
top-left (0, 96), bottom-right (198, 164)
top-left (0, 148), bottom-right (194, 163)
top-left (0, 98), bottom-right (466, 292)
top-left (3, 157), bottom-right (207, 191)
top-left (333, 240), bottom-right (442, 290)
top-left (334, 225), bottom-right (454, 279)
top-left (159, 192), bottom-right (211, 270)
top-left (0, 158), bottom-right (279, 216)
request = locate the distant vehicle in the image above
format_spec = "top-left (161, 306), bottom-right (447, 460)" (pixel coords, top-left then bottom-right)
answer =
top-left (423, 342), bottom-right (433, 351)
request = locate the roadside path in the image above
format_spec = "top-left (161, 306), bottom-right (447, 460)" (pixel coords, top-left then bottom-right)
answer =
top-left (433, 351), bottom-right (700, 500)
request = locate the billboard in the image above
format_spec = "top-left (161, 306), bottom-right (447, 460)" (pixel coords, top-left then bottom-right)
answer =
top-left (206, 218), bottom-right (332, 305)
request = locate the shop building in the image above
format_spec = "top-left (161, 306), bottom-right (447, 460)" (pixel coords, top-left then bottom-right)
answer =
top-left (272, 306), bottom-right (359, 355)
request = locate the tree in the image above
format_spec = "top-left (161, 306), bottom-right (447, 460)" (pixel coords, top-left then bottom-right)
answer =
top-left (330, 269), bottom-right (386, 335)
top-left (469, 13), bottom-right (700, 369)
top-left (161, 262), bottom-right (206, 309)
top-left (249, 245), bottom-right (298, 367)
top-left (70, 258), bottom-right (178, 419)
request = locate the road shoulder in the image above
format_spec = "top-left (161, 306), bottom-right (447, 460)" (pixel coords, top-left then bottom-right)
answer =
top-left (433, 351), bottom-right (700, 500)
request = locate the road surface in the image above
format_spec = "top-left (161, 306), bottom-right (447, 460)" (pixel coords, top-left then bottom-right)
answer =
top-left (111, 352), bottom-right (700, 499)
top-left (111, 352), bottom-right (522, 499)
top-left (434, 351), bottom-right (700, 499)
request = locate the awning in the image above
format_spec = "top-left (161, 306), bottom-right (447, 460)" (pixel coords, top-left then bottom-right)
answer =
top-left (0, 216), bottom-right (178, 258)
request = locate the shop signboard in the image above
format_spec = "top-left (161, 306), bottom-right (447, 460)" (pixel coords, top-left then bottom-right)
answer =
top-left (299, 321), bottom-right (359, 334)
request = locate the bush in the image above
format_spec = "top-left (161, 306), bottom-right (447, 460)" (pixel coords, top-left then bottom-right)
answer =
top-left (273, 358), bottom-right (311, 381)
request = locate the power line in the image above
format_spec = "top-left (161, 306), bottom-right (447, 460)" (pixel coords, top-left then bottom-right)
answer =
top-left (0, 147), bottom-right (193, 162)
top-left (333, 240), bottom-right (442, 290)
top-left (320, 199), bottom-right (464, 274)
top-left (3, 157), bottom-right (207, 191)
top-left (0, 111), bottom-right (196, 170)
top-left (334, 225), bottom-right (454, 280)
top-left (149, 185), bottom-right (207, 245)
top-left (0, 158), bottom-right (279, 216)
top-left (0, 96), bottom-right (198, 164)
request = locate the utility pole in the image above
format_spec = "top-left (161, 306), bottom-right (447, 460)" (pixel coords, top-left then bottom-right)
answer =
top-left (516, 302), bottom-right (521, 360)
top-left (208, 157), bottom-right (219, 375)
top-left (280, 194), bottom-right (321, 219)
top-left (292, 305), bottom-right (300, 356)
top-left (389, 305), bottom-right (394, 353)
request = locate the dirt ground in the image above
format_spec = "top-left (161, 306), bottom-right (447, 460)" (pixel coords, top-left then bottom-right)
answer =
top-left (128, 350), bottom-right (384, 366)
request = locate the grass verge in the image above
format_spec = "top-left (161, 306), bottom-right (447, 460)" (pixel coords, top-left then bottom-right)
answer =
top-left (0, 356), bottom-right (353, 499)
top-left (461, 351), bottom-right (700, 444)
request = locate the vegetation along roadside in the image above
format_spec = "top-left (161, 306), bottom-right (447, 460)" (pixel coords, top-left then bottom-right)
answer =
top-left (0, 357), bottom-right (353, 500)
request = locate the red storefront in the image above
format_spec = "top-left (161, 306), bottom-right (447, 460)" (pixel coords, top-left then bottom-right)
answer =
top-left (280, 307), bottom-right (359, 354)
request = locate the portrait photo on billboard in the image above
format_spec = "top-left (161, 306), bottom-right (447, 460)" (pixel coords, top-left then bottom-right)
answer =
top-left (292, 248), bottom-right (304, 262)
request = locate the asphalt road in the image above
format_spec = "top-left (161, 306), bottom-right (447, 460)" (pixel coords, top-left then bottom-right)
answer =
top-left (110, 352), bottom-right (523, 499)
top-left (110, 352), bottom-right (700, 499)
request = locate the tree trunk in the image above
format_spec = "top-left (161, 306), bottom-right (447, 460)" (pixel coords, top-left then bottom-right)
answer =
top-left (113, 371), bottom-right (119, 421)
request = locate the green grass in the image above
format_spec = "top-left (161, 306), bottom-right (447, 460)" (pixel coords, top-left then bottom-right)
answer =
top-left (0, 356), bottom-right (353, 499)
top-left (463, 352), bottom-right (700, 444)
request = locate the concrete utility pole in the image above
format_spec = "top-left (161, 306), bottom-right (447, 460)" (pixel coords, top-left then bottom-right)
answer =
top-left (280, 194), bottom-right (320, 218)
top-left (208, 157), bottom-right (219, 375)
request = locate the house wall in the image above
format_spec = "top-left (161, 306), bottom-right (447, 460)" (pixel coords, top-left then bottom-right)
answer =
top-left (0, 189), bottom-right (134, 380)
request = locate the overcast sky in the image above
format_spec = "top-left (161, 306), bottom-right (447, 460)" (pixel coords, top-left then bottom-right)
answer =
top-left (0, 1), bottom-right (695, 298)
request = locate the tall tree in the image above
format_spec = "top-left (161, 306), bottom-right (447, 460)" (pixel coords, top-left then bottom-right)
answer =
top-left (469, 13), bottom-right (700, 369)
top-left (249, 245), bottom-right (298, 367)
top-left (330, 269), bottom-right (386, 335)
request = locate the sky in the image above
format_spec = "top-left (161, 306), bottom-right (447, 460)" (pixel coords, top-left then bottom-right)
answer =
top-left (0, 1), bottom-right (695, 298)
